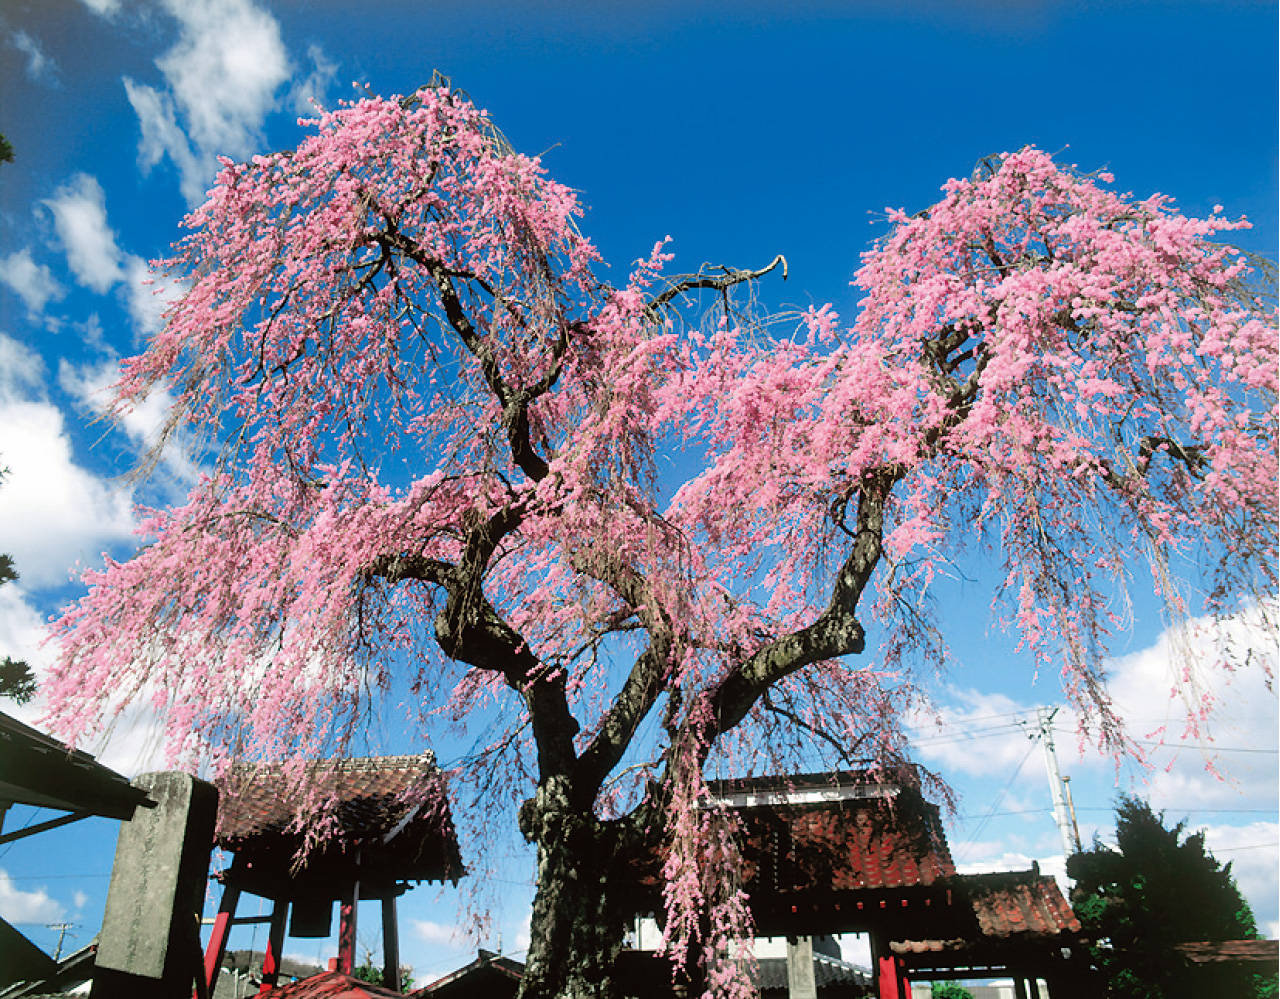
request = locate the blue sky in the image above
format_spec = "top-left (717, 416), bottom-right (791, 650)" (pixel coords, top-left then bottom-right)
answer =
top-left (0, 0), bottom-right (1275, 981)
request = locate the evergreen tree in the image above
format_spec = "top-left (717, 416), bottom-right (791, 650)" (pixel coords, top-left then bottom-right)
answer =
top-left (352, 959), bottom-right (413, 992)
top-left (0, 467), bottom-right (35, 705)
top-left (1068, 796), bottom-right (1273, 999)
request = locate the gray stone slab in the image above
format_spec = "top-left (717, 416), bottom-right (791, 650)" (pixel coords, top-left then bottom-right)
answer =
top-left (95, 772), bottom-right (217, 980)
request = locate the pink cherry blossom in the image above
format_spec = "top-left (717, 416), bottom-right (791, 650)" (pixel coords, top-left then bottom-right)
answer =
top-left (41, 88), bottom-right (1276, 998)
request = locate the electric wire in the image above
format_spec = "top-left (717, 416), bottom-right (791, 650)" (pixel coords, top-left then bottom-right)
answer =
top-left (953, 741), bottom-right (1038, 862)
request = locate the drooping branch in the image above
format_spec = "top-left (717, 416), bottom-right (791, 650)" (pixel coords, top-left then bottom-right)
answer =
top-left (1136, 435), bottom-right (1206, 475)
top-left (759, 688), bottom-right (870, 769)
top-left (376, 226), bottom-right (566, 483)
top-left (643, 255), bottom-right (787, 319)
top-left (365, 542), bottom-right (581, 781)
top-left (700, 463), bottom-right (902, 752)
top-left (568, 548), bottom-right (678, 801)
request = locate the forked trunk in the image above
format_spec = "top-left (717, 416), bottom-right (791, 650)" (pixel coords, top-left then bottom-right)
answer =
top-left (517, 783), bottom-right (636, 999)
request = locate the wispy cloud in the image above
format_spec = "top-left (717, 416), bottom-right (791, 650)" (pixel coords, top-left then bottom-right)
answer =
top-left (412, 919), bottom-right (468, 948)
top-left (0, 868), bottom-right (65, 924)
top-left (911, 607), bottom-right (1278, 799)
top-left (289, 43), bottom-right (339, 117)
top-left (124, 0), bottom-right (291, 205)
top-left (77, 0), bottom-right (123, 16)
top-left (41, 173), bottom-right (184, 338)
top-left (42, 174), bottom-right (126, 294)
top-left (59, 355), bottom-right (199, 485)
top-left (0, 250), bottom-right (64, 317)
top-left (6, 28), bottom-right (58, 85)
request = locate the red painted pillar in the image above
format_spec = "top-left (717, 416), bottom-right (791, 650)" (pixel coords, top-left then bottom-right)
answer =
top-left (201, 885), bottom-right (240, 998)
top-left (876, 955), bottom-right (908, 999)
top-left (258, 900), bottom-right (288, 994)
top-left (870, 934), bottom-right (910, 999)
top-left (337, 878), bottom-right (360, 975)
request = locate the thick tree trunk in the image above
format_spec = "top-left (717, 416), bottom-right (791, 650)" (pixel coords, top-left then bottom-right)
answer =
top-left (517, 780), bottom-right (636, 999)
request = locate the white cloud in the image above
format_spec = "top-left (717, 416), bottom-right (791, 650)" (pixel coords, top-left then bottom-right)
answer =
top-left (1106, 606), bottom-right (1278, 807)
top-left (411, 919), bottom-right (467, 949)
top-left (0, 578), bottom-right (53, 686)
top-left (958, 849), bottom-right (1068, 882)
top-left (39, 174), bottom-right (181, 340)
top-left (914, 608), bottom-right (1278, 799)
top-left (123, 78), bottom-right (202, 193)
top-left (0, 334), bottom-right (136, 590)
top-left (126, 0), bottom-right (291, 206)
top-left (85, 695), bottom-right (172, 777)
top-left (1201, 821), bottom-right (1280, 929)
top-left (909, 689), bottom-right (1036, 778)
top-left (915, 608), bottom-right (1278, 934)
top-left (43, 175), bottom-right (126, 294)
top-left (511, 911), bottom-right (531, 954)
top-left (0, 249), bottom-right (65, 315)
top-left (0, 332), bottom-right (45, 401)
top-left (73, 890), bottom-right (89, 909)
top-left (58, 356), bottom-right (199, 485)
top-left (122, 254), bottom-right (184, 339)
top-left (0, 868), bottom-right (65, 925)
top-left (289, 43), bottom-right (339, 116)
top-left (6, 29), bottom-right (58, 85)
top-left (77, 0), bottom-right (122, 16)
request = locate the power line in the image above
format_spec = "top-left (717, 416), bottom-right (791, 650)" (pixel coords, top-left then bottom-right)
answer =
top-left (909, 709), bottom-right (1277, 756)
top-left (955, 742), bottom-right (1038, 862)
top-left (911, 724), bottom-right (1028, 747)
top-left (952, 807), bottom-right (1279, 821)
top-left (1131, 740), bottom-right (1279, 755)
top-left (1046, 725), bottom-right (1278, 755)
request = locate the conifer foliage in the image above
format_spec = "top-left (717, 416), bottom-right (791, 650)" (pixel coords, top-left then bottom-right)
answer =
top-left (43, 82), bottom-right (1277, 998)
top-left (1068, 797), bottom-right (1274, 999)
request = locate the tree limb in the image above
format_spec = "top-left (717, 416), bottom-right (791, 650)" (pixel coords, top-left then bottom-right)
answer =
top-left (643, 255), bottom-right (787, 320)
top-left (699, 463), bottom-right (902, 754)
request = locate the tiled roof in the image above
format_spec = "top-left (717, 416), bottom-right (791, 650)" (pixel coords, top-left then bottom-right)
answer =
top-left (961, 870), bottom-right (1080, 939)
top-left (258, 971), bottom-right (402, 999)
top-left (1174, 939), bottom-right (1280, 965)
top-left (890, 869), bottom-right (1080, 954)
top-left (215, 754), bottom-right (463, 895)
top-left (721, 772), bottom-right (955, 893)
top-left (412, 949), bottom-right (524, 998)
top-left (217, 754), bottom-right (446, 842)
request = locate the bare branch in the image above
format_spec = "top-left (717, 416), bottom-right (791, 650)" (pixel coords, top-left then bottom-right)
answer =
top-left (643, 255), bottom-right (787, 320)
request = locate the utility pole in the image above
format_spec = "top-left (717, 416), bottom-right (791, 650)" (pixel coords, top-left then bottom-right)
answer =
top-left (1026, 706), bottom-right (1079, 860)
top-left (48, 921), bottom-right (74, 961)
top-left (1062, 775), bottom-right (1083, 854)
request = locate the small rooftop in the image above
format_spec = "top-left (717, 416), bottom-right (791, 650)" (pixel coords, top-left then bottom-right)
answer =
top-left (215, 754), bottom-right (463, 899)
top-left (890, 868), bottom-right (1083, 961)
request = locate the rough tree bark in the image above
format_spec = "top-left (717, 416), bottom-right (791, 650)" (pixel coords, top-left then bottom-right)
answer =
top-left (518, 778), bottom-right (640, 999)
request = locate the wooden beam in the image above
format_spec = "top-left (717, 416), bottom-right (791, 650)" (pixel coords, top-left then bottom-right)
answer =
top-left (337, 864), bottom-right (360, 975)
top-left (382, 895), bottom-right (400, 990)
top-left (0, 809), bottom-right (91, 845)
top-left (201, 884), bottom-right (240, 998)
top-left (258, 900), bottom-right (288, 994)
